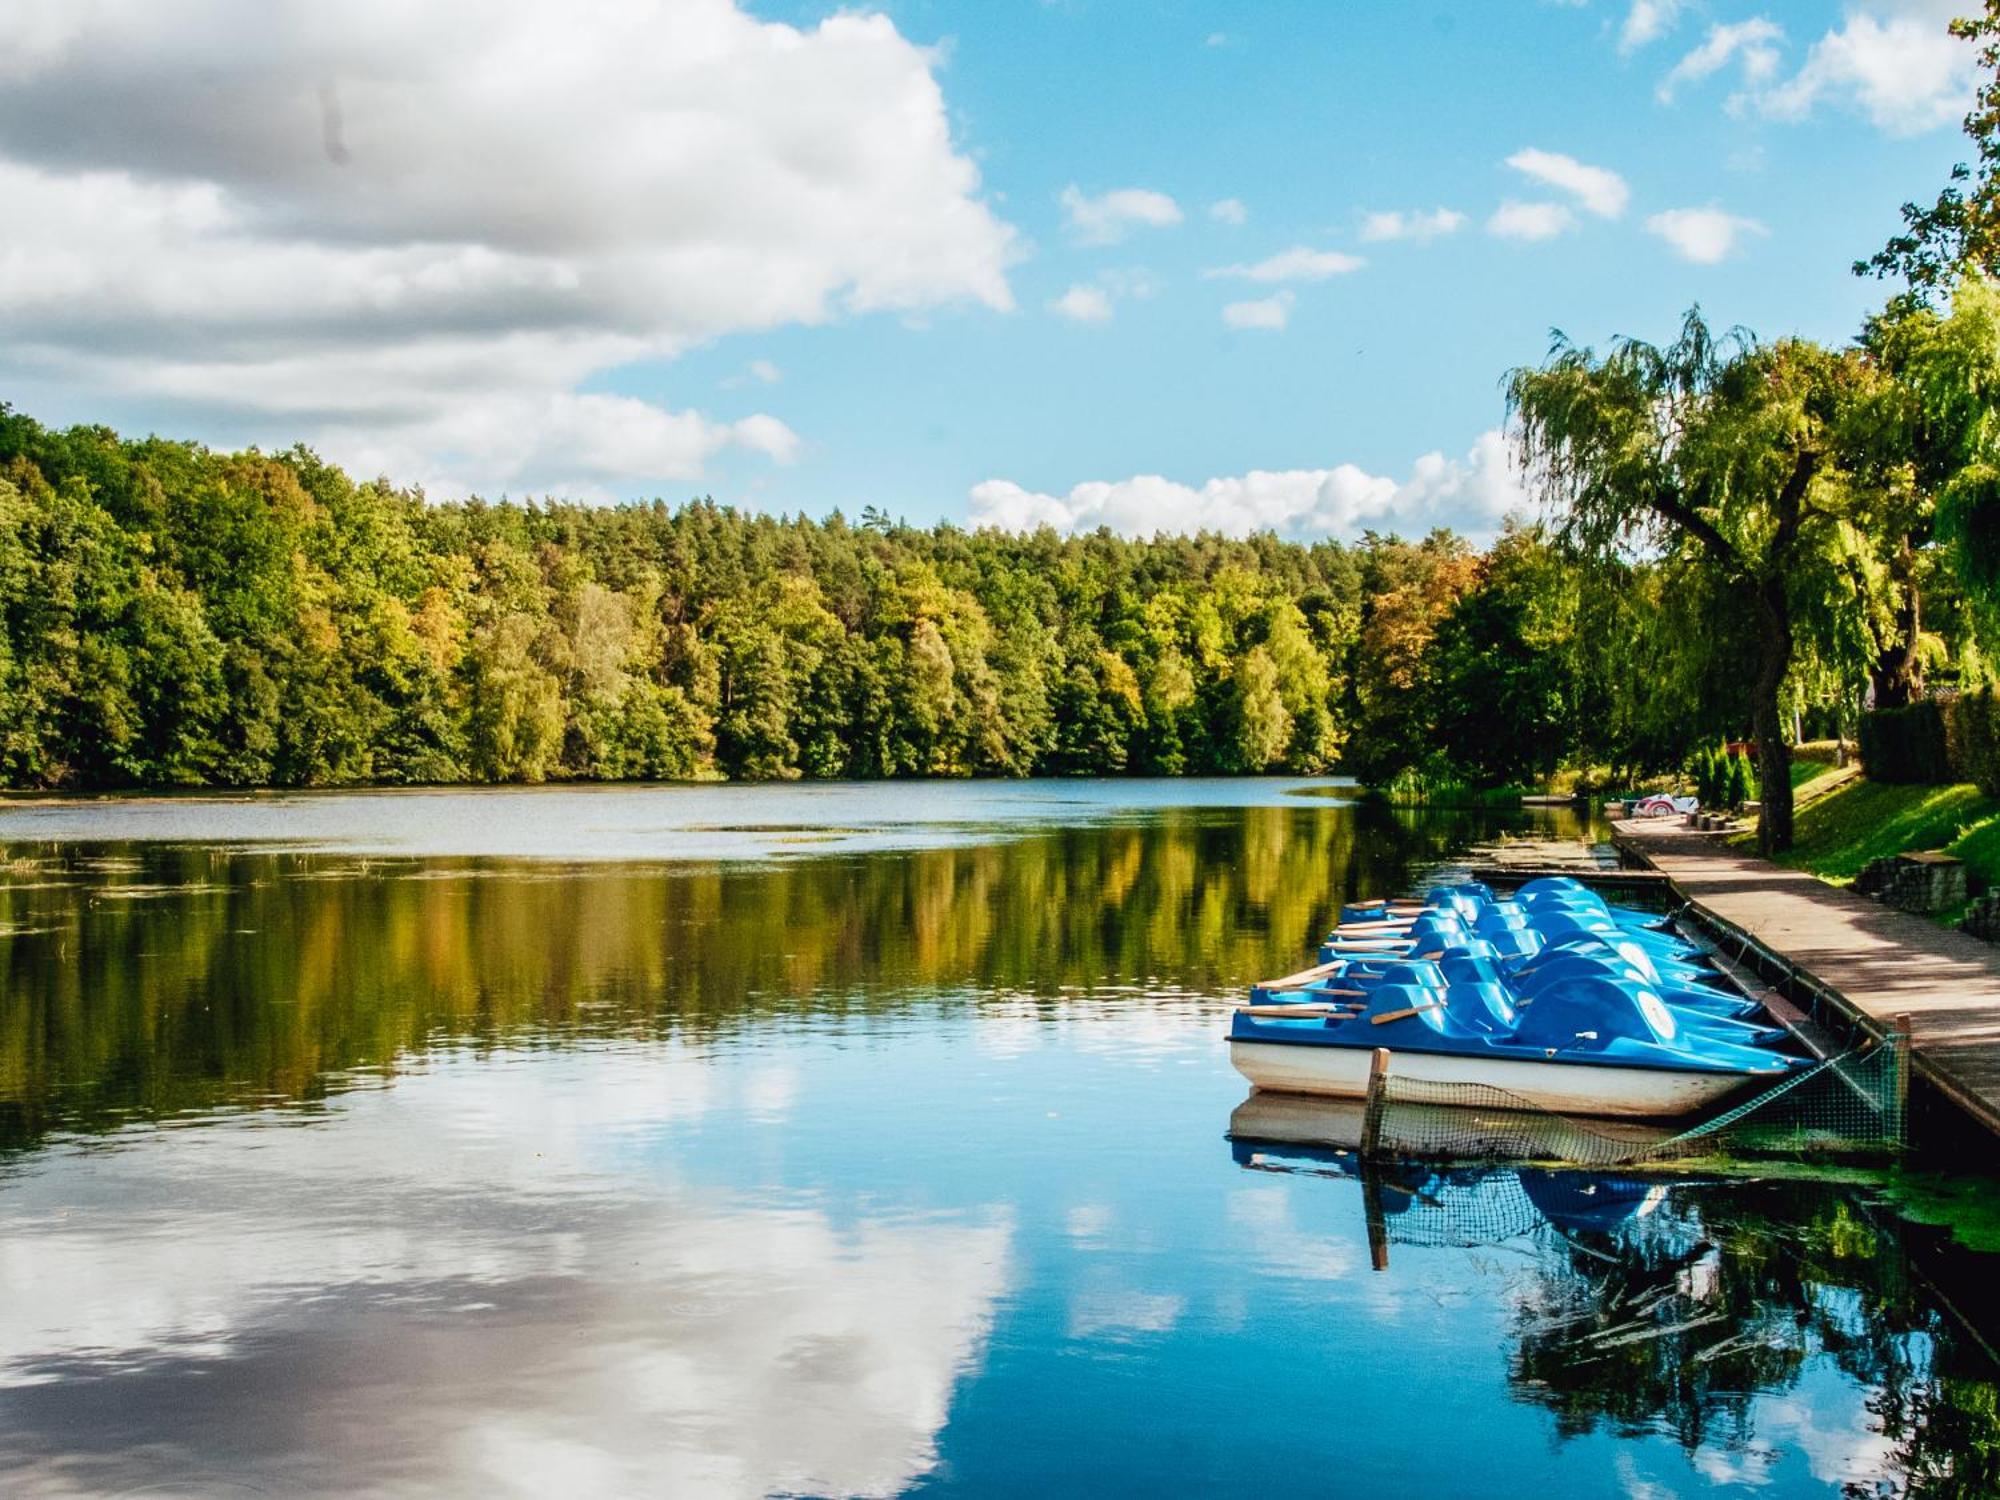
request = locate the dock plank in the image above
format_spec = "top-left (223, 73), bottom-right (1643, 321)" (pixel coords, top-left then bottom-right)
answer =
top-left (1615, 817), bottom-right (2000, 1138)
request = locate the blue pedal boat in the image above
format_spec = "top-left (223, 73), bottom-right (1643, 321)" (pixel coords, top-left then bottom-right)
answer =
top-left (1232, 878), bottom-right (1810, 1119)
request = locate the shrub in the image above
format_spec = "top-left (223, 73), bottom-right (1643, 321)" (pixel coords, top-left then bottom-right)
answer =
top-left (1685, 741), bottom-right (1753, 808)
top-left (1859, 701), bottom-right (1955, 784)
top-left (1726, 750), bottom-right (1754, 809)
top-left (1951, 689), bottom-right (2000, 798)
top-left (1687, 745), bottom-right (1714, 806)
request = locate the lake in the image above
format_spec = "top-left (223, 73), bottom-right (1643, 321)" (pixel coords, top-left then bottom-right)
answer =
top-left (0, 780), bottom-right (1995, 1498)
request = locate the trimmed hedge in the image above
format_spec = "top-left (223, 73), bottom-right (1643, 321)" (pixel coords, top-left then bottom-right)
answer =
top-left (1863, 691), bottom-right (2000, 795)
top-left (1859, 701), bottom-right (1954, 784)
top-left (1952, 690), bottom-right (2000, 797)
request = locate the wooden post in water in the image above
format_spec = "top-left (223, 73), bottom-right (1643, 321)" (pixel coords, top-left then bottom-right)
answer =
top-left (1359, 1047), bottom-right (1391, 1162)
top-left (1358, 1047), bottom-right (1394, 1269)
top-left (1362, 1168), bottom-right (1390, 1272)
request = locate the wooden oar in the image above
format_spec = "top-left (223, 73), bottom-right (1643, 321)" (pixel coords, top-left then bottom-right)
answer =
top-left (1257, 958), bottom-right (1343, 989)
top-left (1245, 985), bottom-right (1367, 1005)
top-left (1370, 1002), bottom-right (1443, 1025)
top-left (1236, 1004), bottom-right (1359, 1019)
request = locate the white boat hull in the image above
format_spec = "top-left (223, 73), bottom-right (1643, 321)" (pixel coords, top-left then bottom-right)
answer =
top-left (1228, 1040), bottom-right (1764, 1120)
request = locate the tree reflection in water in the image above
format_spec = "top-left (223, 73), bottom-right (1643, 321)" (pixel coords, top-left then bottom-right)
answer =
top-left (1234, 1116), bottom-right (2000, 1499)
top-left (0, 799), bottom-right (1555, 1151)
top-left (1510, 1176), bottom-right (2000, 1499)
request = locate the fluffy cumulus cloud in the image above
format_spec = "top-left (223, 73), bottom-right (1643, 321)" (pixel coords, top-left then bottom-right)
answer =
top-left (1049, 283), bottom-right (1114, 324)
top-left (1755, 0), bottom-right (1978, 136)
top-left (967, 429), bottom-right (1529, 541)
top-left (1203, 247), bottom-right (1365, 283)
top-left (1658, 19), bottom-right (1786, 102)
top-left (1209, 197), bottom-right (1249, 225)
top-left (1359, 208), bottom-right (1467, 243)
top-left (1220, 291), bottom-right (1295, 330)
top-left (1487, 200), bottom-right (1579, 241)
top-left (1060, 184), bottom-right (1183, 244)
top-left (0, 0), bottom-right (1018, 497)
top-left (1646, 205), bottom-right (1769, 262)
top-left (1619, 0), bottom-right (1685, 53)
top-left (1505, 148), bottom-right (1631, 217)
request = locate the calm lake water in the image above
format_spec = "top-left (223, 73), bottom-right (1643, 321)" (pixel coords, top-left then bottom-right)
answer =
top-left (0, 780), bottom-right (1996, 1498)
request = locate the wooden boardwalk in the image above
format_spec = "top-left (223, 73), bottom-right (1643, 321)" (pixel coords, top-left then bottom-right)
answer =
top-left (1615, 817), bottom-right (2000, 1139)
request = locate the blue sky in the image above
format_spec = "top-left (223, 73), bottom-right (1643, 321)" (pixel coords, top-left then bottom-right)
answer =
top-left (0, 0), bottom-right (1981, 538)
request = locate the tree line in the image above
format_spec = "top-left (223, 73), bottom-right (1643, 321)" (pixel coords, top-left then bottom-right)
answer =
top-left (0, 405), bottom-right (1675, 791)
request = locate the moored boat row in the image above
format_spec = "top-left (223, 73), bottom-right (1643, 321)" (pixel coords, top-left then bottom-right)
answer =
top-left (1228, 876), bottom-right (1809, 1119)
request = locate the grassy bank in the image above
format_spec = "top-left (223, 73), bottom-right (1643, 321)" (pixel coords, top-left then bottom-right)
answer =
top-left (1755, 778), bottom-right (2000, 893)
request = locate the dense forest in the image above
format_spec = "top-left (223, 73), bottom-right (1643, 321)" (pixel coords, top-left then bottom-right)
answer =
top-left (0, 403), bottom-right (1746, 792)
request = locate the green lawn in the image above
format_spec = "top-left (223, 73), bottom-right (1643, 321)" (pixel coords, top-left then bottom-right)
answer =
top-left (1757, 778), bottom-right (2000, 885)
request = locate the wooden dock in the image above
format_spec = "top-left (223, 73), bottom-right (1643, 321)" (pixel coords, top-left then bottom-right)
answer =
top-left (1426, 830), bottom-right (1679, 896)
top-left (1615, 817), bottom-right (2000, 1140)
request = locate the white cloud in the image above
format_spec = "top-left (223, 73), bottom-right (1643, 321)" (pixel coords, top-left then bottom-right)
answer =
top-left (1487, 200), bottom-right (1579, 241)
top-left (0, 1053), bottom-right (1015, 1498)
top-left (721, 358), bottom-right (783, 391)
top-left (1755, 3), bottom-right (1976, 136)
top-left (1060, 184), bottom-right (1183, 244)
top-left (1049, 283), bottom-right (1114, 324)
top-left (1098, 266), bottom-right (1162, 300)
top-left (1067, 1288), bottom-right (1186, 1339)
top-left (304, 393), bottom-right (801, 503)
top-left (1620, 0), bottom-right (1685, 53)
top-left (968, 429), bottom-right (1529, 541)
top-left (1047, 269), bottom-right (1157, 324)
top-left (1209, 197), bottom-right (1249, 225)
top-left (1658, 19), bottom-right (1786, 101)
top-left (0, 0), bottom-right (1018, 498)
top-left (1359, 207), bottom-right (1467, 243)
top-left (1221, 291), bottom-right (1295, 330)
top-left (1645, 205), bottom-right (1769, 262)
top-left (1505, 148), bottom-right (1631, 217)
top-left (1204, 247), bottom-right (1365, 283)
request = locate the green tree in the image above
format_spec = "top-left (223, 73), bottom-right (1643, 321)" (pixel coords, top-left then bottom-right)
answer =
top-left (1849, 280), bottom-right (2000, 704)
top-left (1341, 534), bottom-right (1480, 785)
top-left (1429, 527), bottom-right (1582, 785)
top-left (1232, 647), bottom-right (1291, 771)
top-left (1509, 311), bottom-right (1879, 853)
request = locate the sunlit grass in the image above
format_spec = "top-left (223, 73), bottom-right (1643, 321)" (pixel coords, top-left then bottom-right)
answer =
top-left (1757, 779), bottom-right (2000, 885)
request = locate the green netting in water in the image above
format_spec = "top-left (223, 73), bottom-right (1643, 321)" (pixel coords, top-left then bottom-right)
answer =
top-left (1366, 1041), bottom-right (1904, 1169)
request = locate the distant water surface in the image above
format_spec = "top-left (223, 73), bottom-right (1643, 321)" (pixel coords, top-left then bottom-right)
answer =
top-left (0, 777), bottom-right (1360, 860)
top-left (0, 781), bottom-right (1994, 1498)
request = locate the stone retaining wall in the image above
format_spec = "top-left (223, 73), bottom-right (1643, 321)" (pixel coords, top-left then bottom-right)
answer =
top-left (1856, 852), bottom-right (1967, 915)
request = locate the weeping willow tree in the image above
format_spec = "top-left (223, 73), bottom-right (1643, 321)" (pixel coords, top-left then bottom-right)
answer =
top-left (1508, 311), bottom-right (1882, 854)
top-left (1864, 278), bottom-right (2000, 634)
